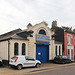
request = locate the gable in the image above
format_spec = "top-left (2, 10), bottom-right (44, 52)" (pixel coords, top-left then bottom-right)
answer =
top-left (27, 21), bottom-right (54, 38)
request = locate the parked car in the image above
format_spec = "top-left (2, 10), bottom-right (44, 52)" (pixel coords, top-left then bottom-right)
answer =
top-left (54, 55), bottom-right (71, 64)
top-left (9, 55), bottom-right (41, 70)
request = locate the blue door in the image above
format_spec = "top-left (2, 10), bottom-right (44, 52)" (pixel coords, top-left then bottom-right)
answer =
top-left (36, 45), bottom-right (49, 63)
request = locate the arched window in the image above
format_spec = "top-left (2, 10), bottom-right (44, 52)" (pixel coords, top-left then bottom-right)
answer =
top-left (22, 43), bottom-right (26, 55)
top-left (59, 46), bottom-right (61, 55)
top-left (14, 43), bottom-right (18, 55)
top-left (55, 46), bottom-right (57, 56)
top-left (39, 29), bottom-right (46, 35)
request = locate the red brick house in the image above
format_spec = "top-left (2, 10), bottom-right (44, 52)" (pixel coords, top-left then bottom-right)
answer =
top-left (51, 20), bottom-right (75, 61)
top-left (64, 30), bottom-right (75, 61)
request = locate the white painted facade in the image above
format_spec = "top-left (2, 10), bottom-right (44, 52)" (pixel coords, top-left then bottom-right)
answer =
top-left (0, 22), bottom-right (62, 62)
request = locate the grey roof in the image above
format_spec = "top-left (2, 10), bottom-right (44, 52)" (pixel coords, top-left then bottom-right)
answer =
top-left (65, 30), bottom-right (75, 34)
top-left (0, 28), bottom-right (33, 41)
top-left (0, 28), bottom-right (22, 38)
top-left (52, 26), bottom-right (64, 30)
top-left (55, 41), bottom-right (63, 44)
top-left (52, 26), bottom-right (75, 34)
top-left (11, 34), bottom-right (28, 40)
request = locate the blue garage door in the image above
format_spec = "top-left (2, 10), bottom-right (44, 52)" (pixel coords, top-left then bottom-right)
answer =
top-left (36, 45), bottom-right (49, 63)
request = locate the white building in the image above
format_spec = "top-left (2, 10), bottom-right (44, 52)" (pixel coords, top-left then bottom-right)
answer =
top-left (0, 22), bottom-right (62, 64)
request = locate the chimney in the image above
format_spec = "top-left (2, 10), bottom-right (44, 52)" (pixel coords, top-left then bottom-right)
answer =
top-left (52, 20), bottom-right (57, 28)
top-left (27, 23), bottom-right (32, 29)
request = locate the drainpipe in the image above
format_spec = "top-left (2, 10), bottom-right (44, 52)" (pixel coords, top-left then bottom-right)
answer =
top-left (8, 40), bottom-right (10, 65)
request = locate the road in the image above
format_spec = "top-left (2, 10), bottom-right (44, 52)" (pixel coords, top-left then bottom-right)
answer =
top-left (26, 65), bottom-right (75, 75)
top-left (0, 63), bottom-right (75, 75)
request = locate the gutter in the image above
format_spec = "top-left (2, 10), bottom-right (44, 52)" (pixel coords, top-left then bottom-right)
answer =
top-left (8, 40), bottom-right (10, 64)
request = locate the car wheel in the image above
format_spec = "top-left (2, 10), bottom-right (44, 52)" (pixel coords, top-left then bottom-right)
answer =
top-left (17, 64), bottom-right (22, 70)
top-left (36, 63), bottom-right (40, 68)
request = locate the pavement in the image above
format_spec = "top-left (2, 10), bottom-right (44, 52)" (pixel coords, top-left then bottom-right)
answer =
top-left (0, 62), bottom-right (75, 75)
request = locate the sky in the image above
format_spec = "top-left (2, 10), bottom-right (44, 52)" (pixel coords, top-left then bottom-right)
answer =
top-left (0, 0), bottom-right (75, 34)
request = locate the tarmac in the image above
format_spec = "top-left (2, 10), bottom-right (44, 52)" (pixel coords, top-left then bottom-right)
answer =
top-left (0, 62), bottom-right (75, 75)
top-left (27, 62), bottom-right (75, 73)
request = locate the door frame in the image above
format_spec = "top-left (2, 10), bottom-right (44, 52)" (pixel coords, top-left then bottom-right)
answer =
top-left (67, 45), bottom-right (74, 61)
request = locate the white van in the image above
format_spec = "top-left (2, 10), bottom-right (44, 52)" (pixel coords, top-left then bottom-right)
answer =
top-left (9, 55), bottom-right (41, 70)
top-left (0, 57), bottom-right (2, 66)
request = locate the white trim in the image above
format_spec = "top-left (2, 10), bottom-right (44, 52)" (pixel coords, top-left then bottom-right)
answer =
top-left (67, 45), bottom-right (74, 61)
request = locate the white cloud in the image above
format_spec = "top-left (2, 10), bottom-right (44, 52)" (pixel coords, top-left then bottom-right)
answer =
top-left (0, 0), bottom-right (75, 34)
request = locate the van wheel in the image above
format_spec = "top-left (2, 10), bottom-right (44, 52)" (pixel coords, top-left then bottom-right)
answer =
top-left (17, 64), bottom-right (22, 70)
top-left (36, 63), bottom-right (40, 68)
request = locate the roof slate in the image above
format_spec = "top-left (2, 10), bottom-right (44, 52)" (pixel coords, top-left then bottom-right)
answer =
top-left (0, 28), bottom-right (33, 41)
top-left (55, 41), bottom-right (63, 44)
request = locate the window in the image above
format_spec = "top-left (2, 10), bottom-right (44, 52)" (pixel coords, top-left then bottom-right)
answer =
top-left (70, 36), bottom-right (71, 44)
top-left (68, 35), bottom-right (69, 43)
top-left (55, 46), bottom-right (57, 56)
top-left (22, 43), bottom-right (26, 55)
top-left (62, 56), bottom-right (68, 59)
top-left (39, 29), bottom-right (46, 35)
top-left (25, 56), bottom-right (35, 61)
top-left (67, 35), bottom-right (72, 44)
top-left (59, 46), bottom-right (61, 55)
top-left (11, 57), bottom-right (17, 60)
top-left (56, 56), bottom-right (62, 58)
top-left (14, 43), bottom-right (18, 55)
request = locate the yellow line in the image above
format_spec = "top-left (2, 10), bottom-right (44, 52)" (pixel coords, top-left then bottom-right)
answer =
top-left (26, 65), bottom-right (75, 75)
top-left (0, 70), bottom-right (22, 74)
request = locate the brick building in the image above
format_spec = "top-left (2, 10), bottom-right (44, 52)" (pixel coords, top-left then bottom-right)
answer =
top-left (51, 20), bottom-right (75, 61)
top-left (64, 30), bottom-right (75, 61)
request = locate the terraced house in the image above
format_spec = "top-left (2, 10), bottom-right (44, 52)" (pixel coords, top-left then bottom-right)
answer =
top-left (64, 30), bottom-right (75, 61)
top-left (0, 22), bottom-right (62, 64)
top-left (51, 20), bottom-right (75, 61)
